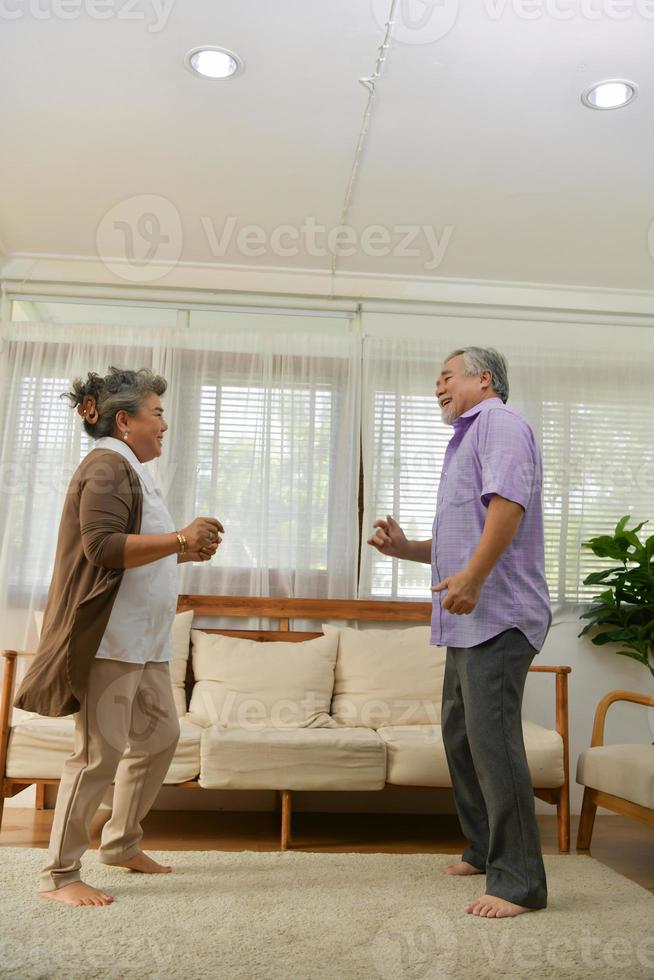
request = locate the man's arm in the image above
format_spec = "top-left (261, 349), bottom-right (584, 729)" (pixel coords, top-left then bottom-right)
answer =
top-left (432, 495), bottom-right (524, 614)
top-left (406, 539), bottom-right (433, 564)
top-left (367, 516), bottom-right (432, 563)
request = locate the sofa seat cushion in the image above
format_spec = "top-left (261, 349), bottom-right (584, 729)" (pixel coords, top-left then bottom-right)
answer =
top-left (326, 625), bottom-right (446, 728)
top-left (576, 744), bottom-right (654, 809)
top-left (189, 630), bottom-right (338, 729)
top-left (379, 720), bottom-right (564, 788)
top-left (199, 726), bottom-right (386, 790)
top-left (5, 715), bottom-right (203, 785)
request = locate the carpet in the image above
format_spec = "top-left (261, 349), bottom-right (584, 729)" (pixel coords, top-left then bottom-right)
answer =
top-left (1, 849), bottom-right (653, 980)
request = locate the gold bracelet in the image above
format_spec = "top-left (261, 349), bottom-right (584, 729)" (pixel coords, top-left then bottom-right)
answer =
top-left (176, 532), bottom-right (187, 555)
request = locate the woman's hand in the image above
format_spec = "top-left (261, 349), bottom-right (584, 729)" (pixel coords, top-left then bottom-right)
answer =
top-left (179, 517), bottom-right (224, 562)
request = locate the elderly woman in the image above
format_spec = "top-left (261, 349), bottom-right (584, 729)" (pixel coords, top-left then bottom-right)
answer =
top-left (15, 366), bottom-right (223, 908)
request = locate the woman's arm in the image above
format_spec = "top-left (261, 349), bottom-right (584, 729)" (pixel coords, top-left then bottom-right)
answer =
top-left (123, 532), bottom-right (179, 568)
top-left (79, 456), bottom-right (222, 569)
top-left (122, 519), bottom-right (224, 568)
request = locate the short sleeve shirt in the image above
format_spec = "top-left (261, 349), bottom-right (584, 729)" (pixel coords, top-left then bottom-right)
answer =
top-left (431, 398), bottom-right (551, 651)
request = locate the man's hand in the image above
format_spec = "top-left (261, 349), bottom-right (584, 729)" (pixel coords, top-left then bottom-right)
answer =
top-left (367, 515), bottom-right (410, 559)
top-left (432, 570), bottom-right (483, 615)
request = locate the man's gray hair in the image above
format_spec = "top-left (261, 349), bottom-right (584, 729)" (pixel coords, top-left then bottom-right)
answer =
top-left (445, 347), bottom-right (509, 404)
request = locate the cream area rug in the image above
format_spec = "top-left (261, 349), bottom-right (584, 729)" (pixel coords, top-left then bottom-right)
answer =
top-left (1, 849), bottom-right (653, 980)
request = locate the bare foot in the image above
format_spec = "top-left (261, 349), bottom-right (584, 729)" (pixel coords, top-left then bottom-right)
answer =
top-left (38, 881), bottom-right (114, 907)
top-left (443, 860), bottom-right (485, 876)
top-left (466, 894), bottom-right (535, 918)
top-left (105, 851), bottom-right (172, 874)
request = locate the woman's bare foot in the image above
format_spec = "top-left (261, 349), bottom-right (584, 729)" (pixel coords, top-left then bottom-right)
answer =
top-left (466, 894), bottom-right (535, 918)
top-left (38, 881), bottom-right (114, 907)
top-left (443, 860), bottom-right (485, 876)
top-left (106, 851), bottom-right (172, 874)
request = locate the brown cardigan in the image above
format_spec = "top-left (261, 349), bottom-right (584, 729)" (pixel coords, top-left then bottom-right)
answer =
top-left (14, 449), bottom-right (143, 717)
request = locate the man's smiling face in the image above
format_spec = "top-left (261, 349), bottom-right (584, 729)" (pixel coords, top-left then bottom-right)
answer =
top-left (435, 354), bottom-right (494, 425)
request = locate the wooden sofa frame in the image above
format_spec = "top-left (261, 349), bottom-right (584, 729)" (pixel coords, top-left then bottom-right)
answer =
top-left (1, 595), bottom-right (571, 851)
top-left (576, 689), bottom-right (654, 850)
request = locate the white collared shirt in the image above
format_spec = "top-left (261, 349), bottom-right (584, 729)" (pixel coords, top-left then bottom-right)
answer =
top-left (91, 437), bottom-right (179, 664)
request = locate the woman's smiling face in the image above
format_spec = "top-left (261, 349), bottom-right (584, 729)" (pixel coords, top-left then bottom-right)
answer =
top-left (114, 392), bottom-right (168, 462)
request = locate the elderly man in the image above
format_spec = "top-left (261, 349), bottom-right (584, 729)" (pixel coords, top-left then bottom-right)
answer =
top-left (368, 347), bottom-right (551, 919)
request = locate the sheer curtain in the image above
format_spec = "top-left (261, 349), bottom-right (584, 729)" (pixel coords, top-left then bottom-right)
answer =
top-left (358, 322), bottom-right (654, 615)
top-left (159, 325), bottom-right (360, 600)
top-left (0, 319), bottom-right (360, 653)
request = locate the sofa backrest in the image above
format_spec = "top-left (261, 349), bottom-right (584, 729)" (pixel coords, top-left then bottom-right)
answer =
top-left (177, 595), bottom-right (434, 716)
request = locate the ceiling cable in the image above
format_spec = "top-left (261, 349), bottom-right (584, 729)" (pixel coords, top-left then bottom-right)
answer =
top-left (330, 0), bottom-right (398, 282)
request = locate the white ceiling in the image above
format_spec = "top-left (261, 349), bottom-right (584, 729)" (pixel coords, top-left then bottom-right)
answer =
top-left (1, 0), bottom-right (653, 292)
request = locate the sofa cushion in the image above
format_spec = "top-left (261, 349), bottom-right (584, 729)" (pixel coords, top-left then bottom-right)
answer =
top-left (325, 625), bottom-right (446, 728)
top-left (5, 714), bottom-right (203, 785)
top-left (189, 630), bottom-right (338, 729)
top-left (577, 744), bottom-right (654, 809)
top-left (170, 610), bottom-right (194, 716)
top-left (199, 726), bottom-right (386, 790)
top-left (379, 720), bottom-right (564, 788)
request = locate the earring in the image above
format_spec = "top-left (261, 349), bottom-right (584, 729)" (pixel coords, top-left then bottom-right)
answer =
top-left (123, 430), bottom-right (129, 442)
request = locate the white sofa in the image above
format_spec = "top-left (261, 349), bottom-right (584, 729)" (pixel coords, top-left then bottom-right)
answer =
top-left (0, 596), bottom-right (571, 850)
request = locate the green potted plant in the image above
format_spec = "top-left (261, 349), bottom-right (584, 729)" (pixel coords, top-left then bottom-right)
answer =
top-left (579, 515), bottom-right (654, 677)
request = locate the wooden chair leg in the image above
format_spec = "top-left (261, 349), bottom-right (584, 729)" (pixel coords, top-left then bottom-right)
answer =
top-left (576, 787), bottom-right (597, 850)
top-left (557, 782), bottom-right (570, 853)
top-left (280, 790), bottom-right (292, 850)
top-left (35, 782), bottom-right (46, 810)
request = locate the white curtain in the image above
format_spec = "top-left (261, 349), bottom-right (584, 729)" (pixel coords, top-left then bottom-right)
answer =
top-left (0, 320), bottom-right (360, 652)
top-left (358, 323), bottom-right (654, 615)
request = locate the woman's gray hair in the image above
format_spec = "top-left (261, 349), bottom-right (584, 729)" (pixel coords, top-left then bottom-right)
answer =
top-left (63, 366), bottom-right (167, 439)
top-left (445, 347), bottom-right (509, 404)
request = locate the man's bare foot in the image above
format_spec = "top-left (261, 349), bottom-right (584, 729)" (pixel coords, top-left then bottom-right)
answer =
top-left (466, 894), bottom-right (535, 918)
top-left (105, 851), bottom-right (172, 874)
top-left (443, 860), bottom-right (485, 876)
top-left (38, 881), bottom-right (114, 907)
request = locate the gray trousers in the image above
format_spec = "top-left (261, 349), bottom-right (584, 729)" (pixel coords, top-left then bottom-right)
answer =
top-left (441, 627), bottom-right (547, 909)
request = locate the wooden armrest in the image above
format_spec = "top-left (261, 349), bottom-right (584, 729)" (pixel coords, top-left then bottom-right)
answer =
top-left (1, 651), bottom-right (20, 779)
top-left (590, 689), bottom-right (654, 747)
top-left (528, 665), bottom-right (571, 675)
top-left (2, 650), bottom-right (36, 659)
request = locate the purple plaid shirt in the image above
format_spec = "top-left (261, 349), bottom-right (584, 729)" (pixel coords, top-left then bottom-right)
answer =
top-left (431, 397), bottom-right (551, 651)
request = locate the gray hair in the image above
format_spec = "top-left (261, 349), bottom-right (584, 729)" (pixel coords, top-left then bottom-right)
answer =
top-left (63, 366), bottom-right (167, 439)
top-left (444, 347), bottom-right (509, 404)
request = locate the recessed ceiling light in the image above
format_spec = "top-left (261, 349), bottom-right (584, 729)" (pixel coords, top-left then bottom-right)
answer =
top-left (185, 46), bottom-right (243, 80)
top-left (581, 79), bottom-right (637, 110)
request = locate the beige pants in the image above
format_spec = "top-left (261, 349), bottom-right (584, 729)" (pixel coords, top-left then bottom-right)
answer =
top-left (40, 657), bottom-right (180, 892)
